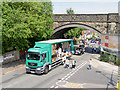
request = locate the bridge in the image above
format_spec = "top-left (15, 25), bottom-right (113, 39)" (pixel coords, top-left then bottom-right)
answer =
top-left (51, 13), bottom-right (119, 38)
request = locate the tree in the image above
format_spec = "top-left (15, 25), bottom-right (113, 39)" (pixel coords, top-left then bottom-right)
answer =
top-left (65, 27), bottom-right (85, 38)
top-left (66, 8), bottom-right (74, 14)
top-left (2, 1), bottom-right (53, 54)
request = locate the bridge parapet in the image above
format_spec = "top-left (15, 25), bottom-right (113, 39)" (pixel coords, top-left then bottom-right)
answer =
top-left (53, 13), bottom-right (118, 22)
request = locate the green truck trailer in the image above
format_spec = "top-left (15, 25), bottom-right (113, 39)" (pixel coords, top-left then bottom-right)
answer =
top-left (26, 39), bottom-right (74, 74)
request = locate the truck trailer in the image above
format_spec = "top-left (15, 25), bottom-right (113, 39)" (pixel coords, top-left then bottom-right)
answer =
top-left (26, 39), bottom-right (74, 74)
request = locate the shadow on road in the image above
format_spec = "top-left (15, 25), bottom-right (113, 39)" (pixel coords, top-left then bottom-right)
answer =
top-left (2, 59), bottom-right (25, 69)
top-left (96, 70), bottom-right (117, 89)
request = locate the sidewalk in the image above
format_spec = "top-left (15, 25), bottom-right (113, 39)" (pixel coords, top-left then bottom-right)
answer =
top-left (2, 59), bottom-right (26, 75)
top-left (91, 54), bottom-right (118, 74)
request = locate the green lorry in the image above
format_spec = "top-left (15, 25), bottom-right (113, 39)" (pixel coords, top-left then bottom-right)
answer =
top-left (26, 39), bottom-right (74, 74)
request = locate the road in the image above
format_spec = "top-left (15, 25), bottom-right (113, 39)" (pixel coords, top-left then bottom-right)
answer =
top-left (1, 53), bottom-right (118, 89)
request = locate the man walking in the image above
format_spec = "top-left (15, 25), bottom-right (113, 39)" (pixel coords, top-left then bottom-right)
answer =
top-left (71, 60), bottom-right (76, 69)
top-left (64, 58), bottom-right (69, 68)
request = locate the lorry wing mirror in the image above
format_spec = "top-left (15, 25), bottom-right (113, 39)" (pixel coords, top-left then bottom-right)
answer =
top-left (25, 51), bottom-right (27, 56)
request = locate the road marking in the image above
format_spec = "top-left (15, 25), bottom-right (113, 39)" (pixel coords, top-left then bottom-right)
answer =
top-left (55, 86), bottom-right (58, 88)
top-left (61, 78), bottom-right (65, 80)
top-left (50, 61), bottom-right (87, 88)
top-left (63, 62), bottom-right (86, 80)
top-left (50, 85), bottom-right (55, 88)
top-left (65, 62), bottom-right (87, 81)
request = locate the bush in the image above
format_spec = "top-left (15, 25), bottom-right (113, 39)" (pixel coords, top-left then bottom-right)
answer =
top-left (109, 54), bottom-right (115, 64)
top-left (104, 52), bottom-right (108, 62)
top-left (116, 56), bottom-right (120, 66)
top-left (100, 52), bottom-right (104, 61)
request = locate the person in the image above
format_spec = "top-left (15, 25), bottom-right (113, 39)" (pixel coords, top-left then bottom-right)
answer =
top-left (85, 39), bottom-right (87, 45)
top-left (82, 40), bottom-right (85, 45)
top-left (94, 47), bottom-right (96, 53)
top-left (58, 47), bottom-right (62, 57)
top-left (88, 58), bottom-right (92, 70)
top-left (64, 58), bottom-right (69, 68)
top-left (71, 60), bottom-right (76, 69)
top-left (64, 48), bottom-right (69, 52)
top-left (92, 46), bottom-right (94, 53)
top-left (55, 49), bottom-right (58, 55)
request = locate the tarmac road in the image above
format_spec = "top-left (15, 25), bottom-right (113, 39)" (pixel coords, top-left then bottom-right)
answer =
top-left (1, 53), bottom-right (118, 89)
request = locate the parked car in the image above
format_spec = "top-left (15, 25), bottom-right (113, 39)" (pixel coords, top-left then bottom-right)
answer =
top-left (74, 45), bottom-right (85, 55)
top-left (74, 47), bottom-right (82, 55)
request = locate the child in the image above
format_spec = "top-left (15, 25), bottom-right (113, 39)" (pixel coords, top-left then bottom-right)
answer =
top-left (88, 58), bottom-right (92, 70)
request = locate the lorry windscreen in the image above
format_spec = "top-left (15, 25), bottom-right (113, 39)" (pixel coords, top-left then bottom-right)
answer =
top-left (27, 53), bottom-right (40, 60)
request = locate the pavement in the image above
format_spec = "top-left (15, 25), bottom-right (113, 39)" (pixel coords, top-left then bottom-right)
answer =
top-left (2, 59), bottom-right (25, 75)
top-left (1, 53), bottom-right (118, 89)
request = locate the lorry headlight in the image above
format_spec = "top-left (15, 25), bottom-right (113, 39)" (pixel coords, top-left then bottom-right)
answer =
top-left (26, 66), bottom-right (29, 69)
top-left (37, 68), bottom-right (41, 70)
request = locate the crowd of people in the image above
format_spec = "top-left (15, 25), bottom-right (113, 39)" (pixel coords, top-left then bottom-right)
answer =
top-left (55, 47), bottom-right (76, 69)
top-left (56, 47), bottom-right (92, 71)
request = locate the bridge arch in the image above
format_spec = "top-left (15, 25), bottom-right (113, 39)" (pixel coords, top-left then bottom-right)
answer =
top-left (51, 23), bottom-right (102, 39)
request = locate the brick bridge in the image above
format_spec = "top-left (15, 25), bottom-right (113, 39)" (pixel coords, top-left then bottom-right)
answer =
top-left (51, 13), bottom-right (119, 38)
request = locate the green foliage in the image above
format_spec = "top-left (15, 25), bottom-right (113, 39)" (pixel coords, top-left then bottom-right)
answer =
top-left (109, 54), bottom-right (115, 63)
top-left (2, 2), bottom-right (53, 54)
top-left (116, 56), bottom-right (120, 66)
top-left (100, 52), bottom-right (104, 61)
top-left (104, 52), bottom-right (108, 62)
top-left (65, 27), bottom-right (85, 38)
top-left (100, 52), bottom-right (120, 66)
top-left (100, 52), bottom-right (108, 62)
top-left (66, 8), bottom-right (74, 14)
top-left (78, 39), bottom-right (81, 43)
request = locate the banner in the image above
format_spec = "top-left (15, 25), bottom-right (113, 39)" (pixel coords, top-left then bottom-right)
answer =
top-left (101, 34), bottom-right (120, 56)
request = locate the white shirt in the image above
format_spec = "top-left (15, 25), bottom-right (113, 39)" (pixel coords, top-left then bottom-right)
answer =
top-left (72, 60), bottom-right (75, 65)
top-left (65, 59), bottom-right (69, 65)
top-left (58, 48), bottom-right (62, 54)
top-left (89, 60), bottom-right (92, 65)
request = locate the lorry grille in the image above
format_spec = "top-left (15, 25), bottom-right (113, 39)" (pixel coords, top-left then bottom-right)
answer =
top-left (28, 62), bottom-right (37, 66)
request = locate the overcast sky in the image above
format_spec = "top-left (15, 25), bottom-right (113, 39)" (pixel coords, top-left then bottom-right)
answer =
top-left (51, 0), bottom-right (120, 14)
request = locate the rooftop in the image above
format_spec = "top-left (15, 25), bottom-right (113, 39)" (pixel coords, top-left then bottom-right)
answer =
top-left (36, 39), bottom-right (73, 44)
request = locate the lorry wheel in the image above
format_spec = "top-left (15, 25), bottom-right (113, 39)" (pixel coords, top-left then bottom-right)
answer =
top-left (44, 66), bottom-right (49, 74)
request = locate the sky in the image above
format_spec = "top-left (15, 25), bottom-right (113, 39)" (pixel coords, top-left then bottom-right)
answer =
top-left (51, 0), bottom-right (120, 14)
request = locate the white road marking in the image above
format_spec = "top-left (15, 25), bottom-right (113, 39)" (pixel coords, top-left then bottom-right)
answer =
top-left (55, 86), bottom-right (58, 88)
top-left (50, 85), bottom-right (54, 88)
top-left (61, 78), bottom-right (65, 80)
top-left (50, 61), bottom-right (87, 88)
